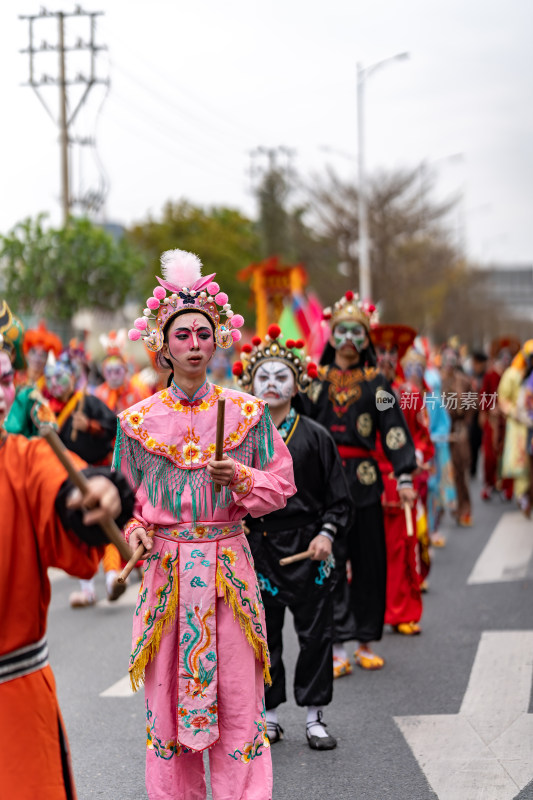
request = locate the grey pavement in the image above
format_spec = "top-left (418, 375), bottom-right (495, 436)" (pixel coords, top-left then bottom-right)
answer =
top-left (47, 478), bottom-right (533, 799)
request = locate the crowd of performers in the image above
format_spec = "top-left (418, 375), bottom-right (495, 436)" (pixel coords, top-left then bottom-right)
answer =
top-left (1, 248), bottom-right (532, 800)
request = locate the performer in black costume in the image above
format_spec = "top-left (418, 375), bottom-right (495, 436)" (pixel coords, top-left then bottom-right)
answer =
top-left (299, 292), bottom-right (417, 673)
top-left (233, 325), bottom-right (351, 750)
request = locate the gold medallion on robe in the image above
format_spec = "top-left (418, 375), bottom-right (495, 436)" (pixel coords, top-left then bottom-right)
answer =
top-left (385, 426), bottom-right (407, 450)
top-left (356, 460), bottom-right (377, 485)
top-left (356, 412), bottom-right (372, 438)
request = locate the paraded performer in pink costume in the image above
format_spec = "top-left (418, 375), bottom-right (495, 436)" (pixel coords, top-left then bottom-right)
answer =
top-left (114, 250), bottom-right (296, 800)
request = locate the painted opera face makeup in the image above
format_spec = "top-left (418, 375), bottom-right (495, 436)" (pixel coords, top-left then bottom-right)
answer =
top-left (164, 312), bottom-right (216, 376)
top-left (0, 350), bottom-right (15, 426)
top-left (376, 345), bottom-right (399, 380)
top-left (332, 322), bottom-right (367, 353)
top-left (45, 365), bottom-right (74, 400)
top-left (404, 361), bottom-right (425, 384)
top-left (103, 357), bottom-right (127, 389)
top-left (26, 346), bottom-right (48, 373)
top-left (252, 361), bottom-right (295, 408)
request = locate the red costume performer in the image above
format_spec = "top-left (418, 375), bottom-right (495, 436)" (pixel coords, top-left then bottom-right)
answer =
top-left (480, 338), bottom-right (518, 501)
top-left (373, 327), bottom-right (435, 635)
top-left (0, 302), bottom-right (134, 800)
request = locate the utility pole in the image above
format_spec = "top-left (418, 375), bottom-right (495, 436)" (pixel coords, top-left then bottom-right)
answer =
top-left (19, 7), bottom-right (109, 225)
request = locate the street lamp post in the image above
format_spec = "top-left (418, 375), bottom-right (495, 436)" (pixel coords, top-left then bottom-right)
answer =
top-left (357, 52), bottom-right (409, 301)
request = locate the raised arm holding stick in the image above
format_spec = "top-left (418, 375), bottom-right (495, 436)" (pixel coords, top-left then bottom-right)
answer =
top-left (43, 428), bottom-right (132, 562)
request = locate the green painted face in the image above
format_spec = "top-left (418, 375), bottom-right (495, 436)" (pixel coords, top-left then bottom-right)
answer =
top-left (333, 322), bottom-right (367, 352)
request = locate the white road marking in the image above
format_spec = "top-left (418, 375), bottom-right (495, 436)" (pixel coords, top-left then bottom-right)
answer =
top-left (100, 673), bottom-right (134, 697)
top-left (468, 511), bottom-right (533, 584)
top-left (395, 631), bottom-right (533, 799)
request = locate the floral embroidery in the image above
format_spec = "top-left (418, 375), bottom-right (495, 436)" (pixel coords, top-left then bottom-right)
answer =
top-left (231, 463), bottom-right (253, 498)
top-left (217, 549), bottom-right (266, 643)
top-left (126, 409), bottom-right (145, 431)
top-left (160, 382), bottom-right (223, 415)
top-left (229, 714), bottom-right (269, 762)
top-left (146, 702), bottom-right (185, 759)
top-left (178, 704), bottom-right (218, 735)
top-left (221, 546), bottom-right (237, 566)
top-left (182, 440), bottom-right (201, 463)
top-left (130, 549), bottom-right (179, 667)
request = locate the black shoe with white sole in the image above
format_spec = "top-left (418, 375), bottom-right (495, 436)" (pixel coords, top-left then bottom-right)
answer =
top-left (306, 711), bottom-right (337, 751)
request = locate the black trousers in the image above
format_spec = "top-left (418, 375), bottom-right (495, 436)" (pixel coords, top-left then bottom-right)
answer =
top-left (264, 589), bottom-right (334, 710)
top-left (333, 501), bottom-right (386, 644)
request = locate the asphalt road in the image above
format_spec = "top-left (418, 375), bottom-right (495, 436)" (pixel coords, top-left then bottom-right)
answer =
top-left (48, 477), bottom-right (533, 800)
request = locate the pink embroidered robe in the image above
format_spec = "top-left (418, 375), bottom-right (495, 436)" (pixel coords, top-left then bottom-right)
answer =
top-left (113, 380), bottom-right (295, 752)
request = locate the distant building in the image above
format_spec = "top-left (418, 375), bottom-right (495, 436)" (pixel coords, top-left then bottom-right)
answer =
top-left (479, 264), bottom-right (533, 322)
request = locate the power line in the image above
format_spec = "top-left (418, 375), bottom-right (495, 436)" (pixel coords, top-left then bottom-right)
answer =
top-left (110, 35), bottom-right (266, 144)
top-left (110, 61), bottom-right (250, 160)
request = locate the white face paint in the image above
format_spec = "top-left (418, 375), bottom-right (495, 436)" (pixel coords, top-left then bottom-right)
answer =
top-left (252, 361), bottom-right (295, 408)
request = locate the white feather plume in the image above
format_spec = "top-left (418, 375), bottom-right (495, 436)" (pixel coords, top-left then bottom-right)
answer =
top-left (160, 249), bottom-right (203, 288)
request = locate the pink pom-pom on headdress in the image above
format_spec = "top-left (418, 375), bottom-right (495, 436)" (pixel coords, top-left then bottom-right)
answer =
top-left (147, 297), bottom-right (160, 310)
top-left (231, 314), bottom-right (244, 328)
top-left (128, 329), bottom-right (141, 341)
top-left (153, 286), bottom-right (166, 300)
top-left (215, 292), bottom-right (228, 306)
top-left (134, 317), bottom-right (148, 331)
top-left (207, 281), bottom-right (220, 296)
top-left (231, 329), bottom-right (242, 342)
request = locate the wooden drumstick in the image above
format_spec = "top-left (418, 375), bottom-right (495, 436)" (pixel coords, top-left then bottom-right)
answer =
top-left (403, 501), bottom-right (415, 537)
top-left (214, 397), bottom-right (226, 494)
top-left (117, 536), bottom-right (152, 584)
top-left (42, 428), bottom-right (133, 562)
top-left (70, 390), bottom-right (86, 442)
top-left (279, 549), bottom-right (313, 566)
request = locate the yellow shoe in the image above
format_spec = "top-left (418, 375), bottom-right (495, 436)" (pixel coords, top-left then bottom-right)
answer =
top-left (430, 532), bottom-right (446, 548)
top-left (333, 656), bottom-right (353, 679)
top-left (393, 622), bottom-right (421, 636)
top-left (354, 647), bottom-right (385, 670)
top-left (420, 580), bottom-right (429, 593)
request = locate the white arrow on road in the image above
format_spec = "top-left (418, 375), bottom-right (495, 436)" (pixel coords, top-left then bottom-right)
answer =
top-left (468, 511), bottom-right (533, 584)
top-left (395, 631), bottom-right (533, 800)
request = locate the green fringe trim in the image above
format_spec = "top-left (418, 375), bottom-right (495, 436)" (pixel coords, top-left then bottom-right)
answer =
top-left (113, 406), bottom-right (276, 524)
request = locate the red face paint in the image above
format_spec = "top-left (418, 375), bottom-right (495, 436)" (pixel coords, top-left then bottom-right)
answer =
top-left (165, 312), bottom-right (216, 377)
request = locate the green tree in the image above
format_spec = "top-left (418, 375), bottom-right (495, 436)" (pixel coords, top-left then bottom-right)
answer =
top-left (127, 201), bottom-right (262, 323)
top-left (0, 214), bottom-right (144, 322)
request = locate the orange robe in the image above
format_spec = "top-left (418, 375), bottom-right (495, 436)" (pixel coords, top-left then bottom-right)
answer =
top-left (0, 435), bottom-right (102, 800)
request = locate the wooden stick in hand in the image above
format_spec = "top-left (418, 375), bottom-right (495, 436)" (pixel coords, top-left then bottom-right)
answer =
top-left (214, 397), bottom-right (226, 494)
top-left (279, 549), bottom-right (313, 566)
top-left (118, 542), bottom-right (145, 584)
top-left (70, 390), bottom-right (86, 442)
top-left (42, 428), bottom-right (133, 562)
top-left (403, 501), bottom-right (415, 537)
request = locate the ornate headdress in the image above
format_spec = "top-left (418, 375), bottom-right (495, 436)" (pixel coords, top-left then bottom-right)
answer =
top-left (323, 291), bottom-right (378, 332)
top-left (99, 329), bottom-right (128, 363)
top-left (0, 300), bottom-right (25, 368)
top-left (371, 324), bottom-right (416, 359)
top-left (127, 249), bottom-right (244, 352)
top-left (402, 345), bottom-right (427, 370)
top-left (232, 324), bottom-right (318, 393)
top-left (23, 321), bottom-right (62, 358)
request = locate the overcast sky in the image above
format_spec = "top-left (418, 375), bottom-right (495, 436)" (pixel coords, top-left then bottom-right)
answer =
top-left (1, 0), bottom-right (532, 266)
